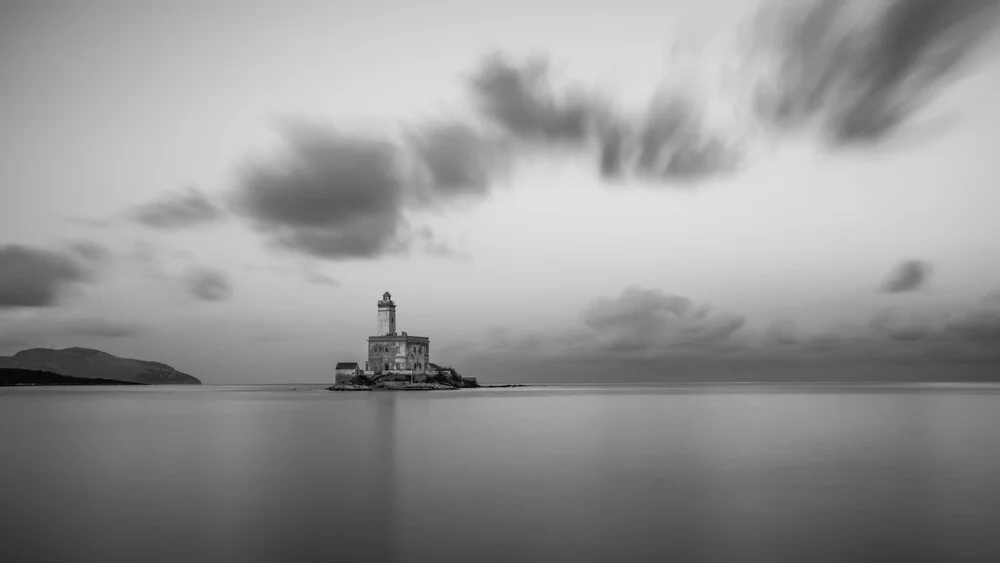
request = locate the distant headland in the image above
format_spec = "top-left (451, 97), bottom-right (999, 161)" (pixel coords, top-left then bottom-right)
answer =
top-left (1, 367), bottom-right (146, 386)
top-left (0, 347), bottom-right (201, 385)
top-left (330, 291), bottom-right (483, 391)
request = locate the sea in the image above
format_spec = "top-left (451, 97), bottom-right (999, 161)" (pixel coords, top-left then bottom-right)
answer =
top-left (2, 383), bottom-right (999, 563)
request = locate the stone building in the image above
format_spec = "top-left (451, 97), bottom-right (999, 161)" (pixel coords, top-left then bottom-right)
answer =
top-left (366, 292), bottom-right (430, 375)
top-left (334, 362), bottom-right (360, 380)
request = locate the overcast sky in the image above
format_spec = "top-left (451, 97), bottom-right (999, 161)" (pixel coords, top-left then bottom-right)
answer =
top-left (2, 0), bottom-right (999, 383)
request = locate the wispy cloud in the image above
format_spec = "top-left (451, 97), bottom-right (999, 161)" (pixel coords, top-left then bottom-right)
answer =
top-left (467, 54), bottom-right (743, 183)
top-left (581, 286), bottom-right (746, 351)
top-left (303, 271), bottom-right (340, 287)
top-left (404, 121), bottom-right (511, 200)
top-left (184, 268), bottom-right (233, 302)
top-left (449, 286), bottom-right (746, 361)
top-left (0, 315), bottom-right (145, 349)
top-left (881, 259), bottom-right (932, 293)
top-left (470, 54), bottom-right (594, 144)
top-left (752, 0), bottom-right (1000, 144)
top-left (68, 241), bottom-right (110, 263)
top-left (765, 318), bottom-right (801, 345)
top-left (130, 187), bottom-right (224, 229)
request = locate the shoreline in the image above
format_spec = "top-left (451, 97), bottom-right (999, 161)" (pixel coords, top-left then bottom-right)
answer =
top-left (328, 382), bottom-right (534, 392)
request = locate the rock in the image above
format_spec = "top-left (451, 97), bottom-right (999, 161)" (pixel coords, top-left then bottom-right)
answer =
top-left (0, 347), bottom-right (201, 385)
top-left (329, 384), bottom-right (372, 391)
top-left (380, 382), bottom-right (456, 391)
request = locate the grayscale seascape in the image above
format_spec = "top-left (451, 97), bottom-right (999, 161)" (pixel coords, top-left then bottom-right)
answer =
top-left (4, 0), bottom-right (1000, 561)
top-left (4, 384), bottom-right (1000, 563)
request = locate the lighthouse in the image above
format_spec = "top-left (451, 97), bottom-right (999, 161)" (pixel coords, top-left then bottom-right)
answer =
top-left (377, 291), bottom-right (396, 336)
top-left (366, 292), bottom-right (430, 375)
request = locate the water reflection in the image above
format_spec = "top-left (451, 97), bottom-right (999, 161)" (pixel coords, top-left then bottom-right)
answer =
top-left (1, 386), bottom-right (999, 563)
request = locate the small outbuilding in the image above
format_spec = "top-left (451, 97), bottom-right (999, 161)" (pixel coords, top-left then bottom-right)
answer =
top-left (334, 362), bottom-right (361, 384)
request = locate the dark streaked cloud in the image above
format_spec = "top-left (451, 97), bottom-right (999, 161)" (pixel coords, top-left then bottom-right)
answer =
top-left (130, 187), bottom-right (224, 229)
top-left (184, 268), bottom-right (233, 302)
top-left (623, 95), bottom-right (742, 182)
top-left (754, 0), bottom-right (1000, 145)
top-left (467, 55), bottom-right (742, 183)
top-left (881, 259), bottom-right (932, 293)
top-left (0, 245), bottom-right (89, 308)
top-left (470, 54), bottom-right (593, 144)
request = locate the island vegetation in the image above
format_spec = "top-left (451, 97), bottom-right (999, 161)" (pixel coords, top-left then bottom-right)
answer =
top-left (1, 368), bottom-right (145, 386)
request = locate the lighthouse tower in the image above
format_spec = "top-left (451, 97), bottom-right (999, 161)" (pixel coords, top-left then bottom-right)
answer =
top-left (377, 291), bottom-right (396, 336)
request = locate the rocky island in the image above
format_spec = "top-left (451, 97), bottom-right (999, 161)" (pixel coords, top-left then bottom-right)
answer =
top-left (329, 292), bottom-right (481, 391)
top-left (330, 371), bottom-right (480, 391)
top-left (0, 347), bottom-right (201, 385)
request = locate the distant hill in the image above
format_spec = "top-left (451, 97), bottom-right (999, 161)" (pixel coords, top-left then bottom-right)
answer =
top-left (1, 368), bottom-right (145, 386)
top-left (0, 347), bottom-right (201, 385)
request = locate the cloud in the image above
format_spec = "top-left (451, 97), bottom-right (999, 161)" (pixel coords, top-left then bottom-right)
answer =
top-left (303, 271), bottom-right (340, 287)
top-left (945, 309), bottom-right (1000, 343)
top-left (231, 120), bottom-right (504, 261)
top-left (470, 54), bottom-right (593, 144)
top-left (184, 268), bottom-right (233, 302)
top-left (63, 318), bottom-right (145, 337)
top-left (232, 123), bottom-right (411, 260)
top-left (445, 293), bottom-right (1000, 382)
top-left (581, 286), bottom-right (747, 351)
top-left (616, 95), bottom-right (742, 182)
top-left (468, 54), bottom-right (742, 183)
top-left (0, 315), bottom-right (145, 349)
top-left (868, 308), bottom-right (943, 341)
top-left (881, 259), bottom-right (932, 293)
top-left (0, 245), bottom-right (90, 308)
top-left (130, 187), bottom-right (224, 229)
top-left (69, 241), bottom-right (110, 263)
top-left (404, 121), bottom-right (511, 200)
top-left (753, 0), bottom-right (1000, 145)
top-left (766, 318), bottom-right (801, 344)
top-left (759, 302), bottom-right (1000, 367)
top-left (449, 286), bottom-right (746, 362)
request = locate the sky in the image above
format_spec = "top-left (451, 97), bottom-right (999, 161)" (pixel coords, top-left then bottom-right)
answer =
top-left (2, 0), bottom-right (1000, 383)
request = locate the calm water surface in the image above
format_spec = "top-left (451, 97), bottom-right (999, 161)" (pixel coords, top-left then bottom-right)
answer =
top-left (2, 384), bottom-right (1000, 562)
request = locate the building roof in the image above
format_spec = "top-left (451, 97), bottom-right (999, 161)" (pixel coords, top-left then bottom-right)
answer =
top-left (367, 334), bottom-right (429, 342)
top-left (335, 362), bottom-right (360, 369)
